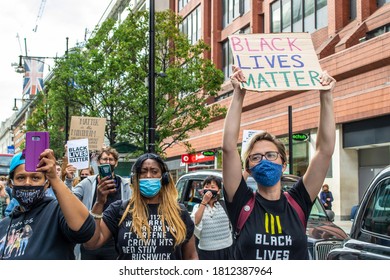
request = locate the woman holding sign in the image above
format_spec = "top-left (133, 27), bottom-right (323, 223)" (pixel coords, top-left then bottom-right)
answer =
top-left (222, 66), bottom-right (336, 260)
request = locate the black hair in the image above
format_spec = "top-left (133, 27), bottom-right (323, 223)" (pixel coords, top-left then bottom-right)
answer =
top-left (202, 175), bottom-right (222, 189)
top-left (130, 153), bottom-right (169, 185)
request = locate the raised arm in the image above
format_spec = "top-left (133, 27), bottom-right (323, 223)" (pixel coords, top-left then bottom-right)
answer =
top-left (222, 66), bottom-right (247, 202)
top-left (37, 149), bottom-right (90, 231)
top-left (303, 71), bottom-right (336, 201)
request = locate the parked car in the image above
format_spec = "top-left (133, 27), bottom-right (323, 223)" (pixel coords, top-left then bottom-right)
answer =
top-left (327, 165), bottom-right (390, 260)
top-left (176, 169), bottom-right (348, 260)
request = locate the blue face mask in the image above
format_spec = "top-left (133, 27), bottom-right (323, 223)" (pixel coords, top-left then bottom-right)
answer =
top-left (139, 178), bottom-right (162, 198)
top-left (250, 160), bottom-right (283, 187)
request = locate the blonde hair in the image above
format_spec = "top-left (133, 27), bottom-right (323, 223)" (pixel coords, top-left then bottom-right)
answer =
top-left (119, 156), bottom-right (187, 247)
top-left (242, 131), bottom-right (287, 171)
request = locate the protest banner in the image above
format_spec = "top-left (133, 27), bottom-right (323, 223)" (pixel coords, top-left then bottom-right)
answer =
top-left (69, 116), bottom-right (106, 151)
top-left (67, 138), bottom-right (89, 170)
top-left (228, 33), bottom-right (327, 91)
top-left (241, 130), bottom-right (263, 158)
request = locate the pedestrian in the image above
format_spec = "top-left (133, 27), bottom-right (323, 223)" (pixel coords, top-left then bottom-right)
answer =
top-left (222, 66), bottom-right (336, 260)
top-left (0, 150), bottom-right (95, 259)
top-left (320, 184), bottom-right (334, 210)
top-left (72, 146), bottom-right (131, 259)
top-left (83, 153), bottom-right (198, 260)
top-left (191, 175), bottom-right (233, 259)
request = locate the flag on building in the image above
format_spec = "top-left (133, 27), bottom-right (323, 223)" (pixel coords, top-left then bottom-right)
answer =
top-left (22, 58), bottom-right (45, 96)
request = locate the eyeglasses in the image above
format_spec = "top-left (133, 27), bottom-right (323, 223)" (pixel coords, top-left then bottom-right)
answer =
top-left (100, 157), bottom-right (116, 163)
top-left (248, 151), bottom-right (279, 163)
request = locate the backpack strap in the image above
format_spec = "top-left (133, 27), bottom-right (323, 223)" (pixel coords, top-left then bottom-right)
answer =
top-left (284, 192), bottom-right (306, 230)
top-left (235, 192), bottom-right (256, 238)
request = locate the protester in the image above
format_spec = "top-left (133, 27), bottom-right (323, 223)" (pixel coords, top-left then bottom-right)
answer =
top-left (320, 184), bottom-right (334, 210)
top-left (0, 150), bottom-right (95, 259)
top-left (191, 175), bottom-right (233, 259)
top-left (0, 176), bottom-right (11, 200)
top-left (71, 166), bottom-right (95, 187)
top-left (222, 66), bottom-right (336, 260)
top-left (83, 153), bottom-right (198, 260)
top-left (72, 147), bottom-right (131, 259)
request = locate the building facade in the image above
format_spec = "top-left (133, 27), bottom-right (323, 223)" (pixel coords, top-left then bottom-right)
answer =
top-left (164, 0), bottom-right (390, 220)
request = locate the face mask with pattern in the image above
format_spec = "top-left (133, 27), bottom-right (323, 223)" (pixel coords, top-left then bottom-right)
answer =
top-left (250, 160), bottom-right (283, 187)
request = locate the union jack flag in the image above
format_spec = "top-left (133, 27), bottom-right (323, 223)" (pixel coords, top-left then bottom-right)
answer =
top-left (22, 58), bottom-right (45, 96)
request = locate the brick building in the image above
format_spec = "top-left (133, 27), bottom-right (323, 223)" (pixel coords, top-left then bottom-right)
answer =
top-left (163, 0), bottom-right (390, 220)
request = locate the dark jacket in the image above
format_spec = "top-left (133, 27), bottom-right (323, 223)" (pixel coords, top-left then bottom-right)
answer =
top-left (0, 196), bottom-right (95, 260)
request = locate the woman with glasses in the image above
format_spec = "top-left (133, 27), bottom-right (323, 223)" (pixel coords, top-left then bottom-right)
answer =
top-left (222, 66), bottom-right (336, 260)
top-left (83, 153), bottom-right (198, 260)
top-left (0, 150), bottom-right (95, 259)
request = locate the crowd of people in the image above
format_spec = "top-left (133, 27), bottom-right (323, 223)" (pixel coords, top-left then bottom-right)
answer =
top-left (0, 66), bottom-right (337, 260)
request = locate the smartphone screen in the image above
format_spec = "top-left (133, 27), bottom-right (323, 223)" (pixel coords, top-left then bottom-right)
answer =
top-left (98, 164), bottom-right (112, 179)
top-left (25, 131), bottom-right (50, 172)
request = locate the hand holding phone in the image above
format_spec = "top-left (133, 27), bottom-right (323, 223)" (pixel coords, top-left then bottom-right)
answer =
top-left (25, 132), bottom-right (50, 172)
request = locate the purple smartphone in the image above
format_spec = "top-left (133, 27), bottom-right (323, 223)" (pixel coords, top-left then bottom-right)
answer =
top-left (25, 131), bottom-right (50, 172)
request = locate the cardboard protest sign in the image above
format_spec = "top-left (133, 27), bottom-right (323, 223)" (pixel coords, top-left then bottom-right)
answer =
top-left (229, 33), bottom-right (326, 91)
top-left (241, 130), bottom-right (263, 158)
top-left (67, 138), bottom-right (89, 170)
top-left (69, 116), bottom-right (106, 151)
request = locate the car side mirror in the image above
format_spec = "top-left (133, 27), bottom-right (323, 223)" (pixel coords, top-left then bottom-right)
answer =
top-left (326, 210), bottom-right (335, 222)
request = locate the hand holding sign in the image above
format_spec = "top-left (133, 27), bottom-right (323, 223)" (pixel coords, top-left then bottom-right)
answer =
top-left (67, 138), bottom-right (90, 170)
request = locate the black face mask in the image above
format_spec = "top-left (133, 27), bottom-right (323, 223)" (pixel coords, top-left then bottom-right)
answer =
top-left (80, 176), bottom-right (87, 181)
top-left (203, 189), bottom-right (219, 198)
top-left (12, 185), bottom-right (46, 211)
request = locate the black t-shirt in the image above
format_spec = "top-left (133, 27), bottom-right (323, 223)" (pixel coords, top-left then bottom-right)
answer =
top-left (103, 200), bottom-right (194, 260)
top-left (225, 177), bottom-right (312, 260)
top-left (0, 197), bottom-right (95, 260)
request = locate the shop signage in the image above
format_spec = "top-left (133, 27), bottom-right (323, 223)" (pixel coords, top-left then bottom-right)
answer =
top-left (292, 133), bottom-right (309, 141)
top-left (181, 152), bottom-right (215, 164)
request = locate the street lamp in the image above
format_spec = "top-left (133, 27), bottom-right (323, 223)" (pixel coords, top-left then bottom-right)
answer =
top-left (148, 0), bottom-right (156, 153)
top-left (14, 54), bottom-right (55, 74)
top-left (12, 96), bottom-right (35, 111)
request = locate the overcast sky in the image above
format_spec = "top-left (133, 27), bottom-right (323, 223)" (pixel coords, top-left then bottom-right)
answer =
top-left (0, 0), bottom-right (114, 123)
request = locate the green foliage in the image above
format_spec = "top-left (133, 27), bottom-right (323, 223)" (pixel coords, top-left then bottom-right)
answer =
top-left (27, 9), bottom-right (226, 157)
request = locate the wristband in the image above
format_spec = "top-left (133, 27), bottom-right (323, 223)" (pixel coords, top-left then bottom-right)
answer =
top-left (89, 210), bottom-right (103, 219)
top-left (200, 202), bottom-right (207, 206)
